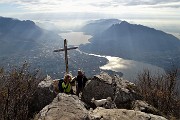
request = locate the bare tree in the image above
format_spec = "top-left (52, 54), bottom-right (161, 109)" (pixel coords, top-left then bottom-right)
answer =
top-left (136, 68), bottom-right (180, 119)
top-left (0, 63), bottom-right (43, 120)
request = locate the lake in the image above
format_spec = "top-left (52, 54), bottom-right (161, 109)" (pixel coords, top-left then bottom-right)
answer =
top-left (60, 32), bottom-right (165, 80)
top-left (60, 32), bottom-right (92, 46)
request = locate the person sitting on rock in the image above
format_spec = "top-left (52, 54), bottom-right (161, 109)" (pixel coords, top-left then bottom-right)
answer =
top-left (60, 74), bottom-right (74, 94)
top-left (75, 70), bottom-right (88, 97)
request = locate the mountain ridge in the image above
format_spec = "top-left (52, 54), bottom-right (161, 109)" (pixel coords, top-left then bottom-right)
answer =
top-left (0, 16), bottom-right (63, 56)
top-left (81, 19), bottom-right (121, 36)
top-left (80, 20), bottom-right (180, 70)
top-left (0, 17), bottom-right (109, 78)
top-left (101, 21), bottom-right (180, 52)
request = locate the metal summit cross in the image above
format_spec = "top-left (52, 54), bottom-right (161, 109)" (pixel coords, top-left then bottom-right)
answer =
top-left (53, 39), bottom-right (78, 73)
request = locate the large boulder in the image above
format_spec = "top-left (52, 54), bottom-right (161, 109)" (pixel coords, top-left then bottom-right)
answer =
top-left (82, 72), bottom-right (141, 108)
top-left (32, 75), bottom-right (57, 113)
top-left (34, 93), bottom-right (89, 120)
top-left (89, 107), bottom-right (167, 120)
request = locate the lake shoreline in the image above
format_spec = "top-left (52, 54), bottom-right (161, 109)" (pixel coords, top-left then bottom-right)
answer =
top-left (60, 31), bottom-right (165, 81)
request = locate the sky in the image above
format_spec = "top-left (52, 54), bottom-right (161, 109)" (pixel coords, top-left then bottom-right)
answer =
top-left (0, 0), bottom-right (180, 37)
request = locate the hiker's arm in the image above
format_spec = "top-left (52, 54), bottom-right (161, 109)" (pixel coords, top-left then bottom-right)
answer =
top-left (84, 76), bottom-right (88, 83)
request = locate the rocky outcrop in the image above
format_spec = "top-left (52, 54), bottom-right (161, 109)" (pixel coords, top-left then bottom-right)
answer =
top-left (89, 107), bottom-right (167, 120)
top-left (132, 100), bottom-right (161, 116)
top-left (34, 73), bottom-right (167, 120)
top-left (33, 75), bottom-right (56, 112)
top-left (34, 93), bottom-right (89, 120)
top-left (34, 94), bottom-right (167, 120)
top-left (82, 72), bottom-right (141, 109)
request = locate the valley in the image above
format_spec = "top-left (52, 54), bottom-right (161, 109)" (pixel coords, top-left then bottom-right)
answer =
top-left (0, 17), bottom-right (179, 80)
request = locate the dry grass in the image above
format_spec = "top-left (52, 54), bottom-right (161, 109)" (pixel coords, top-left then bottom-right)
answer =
top-left (0, 63), bottom-right (43, 120)
top-left (136, 68), bottom-right (180, 119)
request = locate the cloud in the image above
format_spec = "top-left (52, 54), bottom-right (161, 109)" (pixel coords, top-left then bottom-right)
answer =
top-left (0, 0), bottom-right (180, 13)
top-left (0, 0), bottom-right (180, 21)
top-left (112, 0), bottom-right (180, 6)
top-left (0, 0), bottom-right (180, 35)
top-left (0, 0), bottom-right (180, 6)
top-left (152, 2), bottom-right (180, 8)
top-left (90, 2), bottom-right (118, 8)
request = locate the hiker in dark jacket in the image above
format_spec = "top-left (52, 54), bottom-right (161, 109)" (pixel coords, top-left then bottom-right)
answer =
top-left (75, 70), bottom-right (88, 97)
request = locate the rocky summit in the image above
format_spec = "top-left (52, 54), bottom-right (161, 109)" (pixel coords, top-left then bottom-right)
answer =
top-left (35, 72), bottom-right (167, 120)
top-left (34, 93), bottom-right (89, 120)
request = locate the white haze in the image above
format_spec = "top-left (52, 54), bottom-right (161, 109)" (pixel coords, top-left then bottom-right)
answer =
top-left (60, 32), bottom-right (92, 45)
top-left (0, 0), bottom-right (179, 37)
top-left (34, 18), bottom-right (180, 39)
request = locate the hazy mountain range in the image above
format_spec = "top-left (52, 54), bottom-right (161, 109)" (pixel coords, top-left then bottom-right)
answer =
top-left (0, 17), bottom-right (63, 56)
top-left (80, 19), bottom-right (180, 70)
top-left (0, 17), bottom-right (108, 78)
top-left (36, 22), bottom-right (62, 33)
top-left (1, 16), bottom-right (180, 77)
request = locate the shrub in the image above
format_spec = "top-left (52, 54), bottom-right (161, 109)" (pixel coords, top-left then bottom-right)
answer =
top-left (136, 68), bottom-right (180, 119)
top-left (0, 63), bottom-right (43, 120)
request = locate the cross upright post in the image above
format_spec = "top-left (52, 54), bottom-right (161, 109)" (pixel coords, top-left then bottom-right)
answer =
top-left (64, 39), bottom-right (68, 73)
top-left (53, 39), bottom-right (78, 74)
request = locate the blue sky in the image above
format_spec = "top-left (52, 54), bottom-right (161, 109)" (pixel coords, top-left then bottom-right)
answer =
top-left (0, 0), bottom-right (180, 36)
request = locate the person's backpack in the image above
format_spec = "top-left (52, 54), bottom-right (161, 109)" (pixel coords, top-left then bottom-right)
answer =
top-left (58, 78), bottom-right (64, 92)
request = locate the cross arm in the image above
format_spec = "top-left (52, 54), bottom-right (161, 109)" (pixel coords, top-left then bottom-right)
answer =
top-left (53, 46), bottom-right (78, 52)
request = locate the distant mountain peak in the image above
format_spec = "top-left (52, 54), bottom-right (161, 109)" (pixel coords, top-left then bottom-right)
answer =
top-left (0, 16), bottom-right (37, 28)
top-left (0, 16), bottom-right (63, 56)
top-left (81, 18), bottom-right (122, 36)
top-left (120, 21), bottom-right (129, 24)
top-left (89, 19), bottom-right (121, 24)
top-left (0, 16), bottom-right (18, 20)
